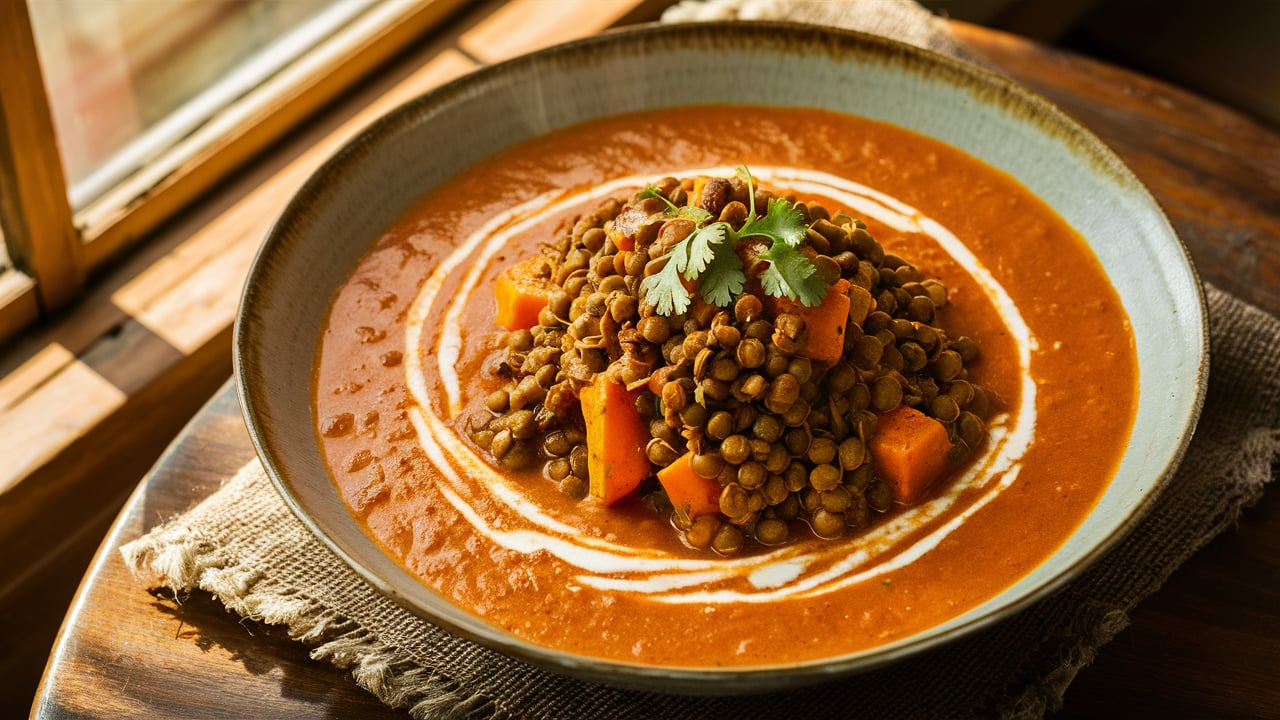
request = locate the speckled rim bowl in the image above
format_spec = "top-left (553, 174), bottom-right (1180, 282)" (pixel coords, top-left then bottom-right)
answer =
top-left (235, 21), bottom-right (1207, 695)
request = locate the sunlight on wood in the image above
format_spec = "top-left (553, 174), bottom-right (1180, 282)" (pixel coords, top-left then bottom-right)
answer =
top-left (0, 269), bottom-right (38, 346)
top-left (0, 0), bottom-right (84, 310)
top-left (460, 0), bottom-right (645, 63)
top-left (0, 347), bottom-right (125, 493)
top-left (76, 0), bottom-right (470, 271)
top-left (0, 343), bottom-right (73, 412)
top-left (112, 50), bottom-right (477, 355)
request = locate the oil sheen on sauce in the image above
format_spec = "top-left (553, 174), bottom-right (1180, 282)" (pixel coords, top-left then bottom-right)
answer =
top-left (313, 105), bottom-right (1137, 667)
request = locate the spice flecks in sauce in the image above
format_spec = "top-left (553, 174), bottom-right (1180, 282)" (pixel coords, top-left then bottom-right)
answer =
top-left (313, 106), bottom-right (1136, 666)
top-left (404, 167), bottom-right (1036, 604)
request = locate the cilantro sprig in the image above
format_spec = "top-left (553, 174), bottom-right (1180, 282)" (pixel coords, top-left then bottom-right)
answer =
top-left (639, 167), bottom-right (827, 316)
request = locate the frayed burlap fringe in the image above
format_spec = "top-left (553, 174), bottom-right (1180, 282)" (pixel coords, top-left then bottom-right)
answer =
top-left (120, 284), bottom-right (1280, 720)
top-left (121, 467), bottom-right (496, 720)
top-left (120, 0), bottom-right (1280, 715)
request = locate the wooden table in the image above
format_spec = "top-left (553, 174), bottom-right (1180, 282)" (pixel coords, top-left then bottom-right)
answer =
top-left (31, 21), bottom-right (1280, 720)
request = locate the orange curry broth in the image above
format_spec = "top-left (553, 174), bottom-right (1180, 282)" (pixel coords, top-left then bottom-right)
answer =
top-left (313, 105), bottom-right (1137, 667)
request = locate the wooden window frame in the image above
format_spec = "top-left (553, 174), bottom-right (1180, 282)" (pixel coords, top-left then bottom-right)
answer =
top-left (0, 2), bottom-right (678, 668)
top-left (0, 0), bottom-right (468, 345)
top-left (0, 0), bottom-right (83, 320)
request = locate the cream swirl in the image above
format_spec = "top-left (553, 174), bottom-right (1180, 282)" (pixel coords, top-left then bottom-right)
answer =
top-left (404, 166), bottom-right (1037, 603)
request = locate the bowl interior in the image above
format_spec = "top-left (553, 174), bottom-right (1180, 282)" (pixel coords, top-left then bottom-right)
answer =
top-left (235, 21), bottom-right (1206, 694)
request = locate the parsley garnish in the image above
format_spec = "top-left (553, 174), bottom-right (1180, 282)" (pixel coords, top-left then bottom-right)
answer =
top-left (639, 167), bottom-right (827, 315)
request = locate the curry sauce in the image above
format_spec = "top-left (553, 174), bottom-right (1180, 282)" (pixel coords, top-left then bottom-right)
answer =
top-left (313, 105), bottom-right (1137, 667)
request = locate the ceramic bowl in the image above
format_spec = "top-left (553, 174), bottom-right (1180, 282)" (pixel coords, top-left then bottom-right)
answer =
top-left (235, 21), bottom-right (1207, 694)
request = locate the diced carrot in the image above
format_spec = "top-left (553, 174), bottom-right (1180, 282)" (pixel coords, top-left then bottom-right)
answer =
top-left (494, 257), bottom-right (551, 331)
top-left (657, 452), bottom-right (721, 519)
top-left (766, 278), bottom-right (852, 365)
top-left (606, 227), bottom-right (633, 252)
top-left (868, 405), bottom-right (954, 505)
top-left (610, 210), bottom-right (637, 252)
top-left (580, 374), bottom-right (653, 506)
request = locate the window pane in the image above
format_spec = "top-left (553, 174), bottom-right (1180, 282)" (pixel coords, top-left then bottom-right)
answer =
top-left (27, 0), bottom-right (374, 210)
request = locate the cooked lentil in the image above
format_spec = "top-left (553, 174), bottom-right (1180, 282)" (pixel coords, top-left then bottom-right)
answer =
top-left (470, 172), bottom-right (991, 554)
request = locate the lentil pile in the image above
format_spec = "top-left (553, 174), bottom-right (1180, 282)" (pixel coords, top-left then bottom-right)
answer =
top-left (467, 171), bottom-right (991, 554)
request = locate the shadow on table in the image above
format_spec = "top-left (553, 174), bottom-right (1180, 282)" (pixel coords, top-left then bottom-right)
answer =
top-left (145, 591), bottom-right (406, 719)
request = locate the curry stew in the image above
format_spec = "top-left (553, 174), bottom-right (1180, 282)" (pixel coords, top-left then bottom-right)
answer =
top-left (313, 106), bottom-right (1137, 667)
top-left (470, 169), bottom-right (989, 554)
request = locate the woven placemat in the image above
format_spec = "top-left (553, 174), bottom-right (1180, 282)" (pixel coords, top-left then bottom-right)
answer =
top-left (122, 284), bottom-right (1280, 719)
top-left (122, 3), bottom-right (1280, 718)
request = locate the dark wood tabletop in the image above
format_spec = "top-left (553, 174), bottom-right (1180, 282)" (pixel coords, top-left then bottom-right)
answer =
top-left (31, 20), bottom-right (1280, 720)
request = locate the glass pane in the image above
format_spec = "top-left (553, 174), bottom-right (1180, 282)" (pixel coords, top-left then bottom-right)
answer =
top-left (27, 0), bottom-right (375, 209)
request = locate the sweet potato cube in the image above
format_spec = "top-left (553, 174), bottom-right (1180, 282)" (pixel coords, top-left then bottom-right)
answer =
top-left (869, 405), bottom-right (954, 505)
top-left (494, 257), bottom-right (551, 331)
top-left (657, 452), bottom-right (721, 519)
top-left (581, 375), bottom-right (652, 506)
top-left (766, 278), bottom-right (852, 365)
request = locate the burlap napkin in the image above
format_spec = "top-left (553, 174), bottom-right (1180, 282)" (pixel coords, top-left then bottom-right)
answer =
top-left (122, 3), bottom-right (1280, 718)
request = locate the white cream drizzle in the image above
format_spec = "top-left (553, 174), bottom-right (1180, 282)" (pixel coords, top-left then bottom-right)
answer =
top-left (403, 166), bottom-right (1038, 604)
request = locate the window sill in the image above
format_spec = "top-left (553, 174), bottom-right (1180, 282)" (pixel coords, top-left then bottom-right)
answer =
top-left (0, 0), bottom-right (668, 602)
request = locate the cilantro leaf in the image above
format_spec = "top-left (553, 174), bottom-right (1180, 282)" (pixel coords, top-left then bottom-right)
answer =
top-left (643, 184), bottom-right (712, 224)
top-left (640, 258), bottom-right (691, 316)
top-left (681, 222), bottom-right (727, 279)
top-left (698, 242), bottom-right (745, 307)
top-left (678, 205), bottom-right (712, 224)
top-left (761, 242), bottom-right (827, 306)
top-left (741, 197), bottom-right (807, 247)
top-left (636, 166), bottom-right (835, 315)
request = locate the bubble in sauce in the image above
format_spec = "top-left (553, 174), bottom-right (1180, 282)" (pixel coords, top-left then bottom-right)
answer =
top-left (321, 413), bottom-right (355, 437)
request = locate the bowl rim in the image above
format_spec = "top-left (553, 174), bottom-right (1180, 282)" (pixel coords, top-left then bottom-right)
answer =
top-left (234, 19), bottom-right (1209, 692)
